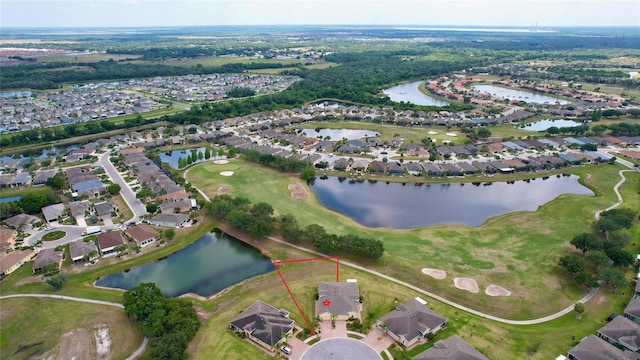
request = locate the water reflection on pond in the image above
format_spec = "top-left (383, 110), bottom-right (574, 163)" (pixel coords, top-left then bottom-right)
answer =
top-left (310, 175), bottom-right (592, 228)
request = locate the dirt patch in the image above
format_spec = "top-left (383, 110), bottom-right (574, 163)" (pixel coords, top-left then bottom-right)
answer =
top-left (288, 183), bottom-right (308, 199)
top-left (421, 268), bottom-right (446, 280)
top-left (94, 324), bottom-right (111, 359)
top-left (485, 284), bottom-right (512, 297)
top-left (57, 328), bottom-right (93, 360)
top-left (217, 186), bottom-right (230, 193)
top-left (453, 277), bottom-right (479, 293)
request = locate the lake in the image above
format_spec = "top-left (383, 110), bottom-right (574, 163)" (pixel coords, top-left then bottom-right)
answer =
top-left (382, 81), bottom-right (450, 106)
top-left (0, 144), bottom-right (79, 163)
top-left (300, 128), bottom-right (379, 141)
top-left (159, 148), bottom-right (225, 169)
top-left (94, 230), bottom-right (274, 297)
top-left (0, 90), bottom-right (33, 98)
top-left (310, 175), bottom-right (593, 228)
top-left (520, 119), bottom-right (583, 131)
top-left (472, 85), bottom-right (570, 105)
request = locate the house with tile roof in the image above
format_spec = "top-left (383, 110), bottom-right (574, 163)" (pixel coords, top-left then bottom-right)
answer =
top-left (32, 248), bottom-right (63, 273)
top-left (597, 315), bottom-right (640, 352)
top-left (568, 334), bottom-right (640, 360)
top-left (229, 300), bottom-right (294, 351)
top-left (69, 240), bottom-right (98, 262)
top-left (316, 280), bottom-right (362, 320)
top-left (413, 335), bottom-right (488, 360)
top-left (0, 249), bottom-right (35, 278)
top-left (125, 224), bottom-right (159, 247)
top-left (97, 231), bottom-right (125, 257)
top-left (377, 297), bottom-right (447, 348)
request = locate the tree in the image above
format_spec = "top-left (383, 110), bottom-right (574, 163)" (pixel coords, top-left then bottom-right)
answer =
top-left (604, 247), bottom-right (634, 267)
top-left (107, 183), bottom-right (121, 196)
top-left (579, 143), bottom-right (598, 152)
top-left (45, 175), bottom-right (65, 190)
top-left (250, 202), bottom-right (274, 218)
top-left (559, 254), bottom-right (585, 274)
top-left (570, 233), bottom-right (601, 256)
top-left (123, 283), bottom-right (167, 337)
top-left (476, 127), bottom-right (492, 139)
top-left (300, 166), bottom-right (316, 181)
top-left (590, 109), bottom-right (602, 121)
top-left (305, 224), bottom-right (327, 243)
top-left (146, 202), bottom-right (158, 213)
top-left (45, 273), bottom-right (67, 291)
top-left (164, 228), bottom-right (176, 241)
top-left (204, 147), bottom-right (211, 160)
top-left (574, 302), bottom-right (585, 319)
top-left (600, 267), bottom-right (627, 294)
top-left (279, 214), bottom-right (303, 243)
top-left (248, 216), bottom-right (274, 239)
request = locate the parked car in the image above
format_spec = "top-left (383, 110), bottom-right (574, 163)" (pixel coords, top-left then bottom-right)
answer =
top-left (280, 346), bottom-right (292, 355)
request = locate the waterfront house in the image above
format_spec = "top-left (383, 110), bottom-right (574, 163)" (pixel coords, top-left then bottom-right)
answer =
top-left (229, 300), bottom-right (294, 352)
top-left (97, 231), bottom-right (125, 257)
top-left (413, 335), bottom-right (488, 360)
top-left (316, 280), bottom-right (361, 320)
top-left (377, 297), bottom-right (447, 348)
top-left (32, 248), bottom-right (63, 273)
top-left (125, 224), bottom-right (159, 247)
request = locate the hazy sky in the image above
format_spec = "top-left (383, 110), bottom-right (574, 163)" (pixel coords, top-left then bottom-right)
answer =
top-left (2, 0), bottom-right (639, 28)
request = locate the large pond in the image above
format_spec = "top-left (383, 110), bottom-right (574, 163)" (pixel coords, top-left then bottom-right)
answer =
top-left (520, 119), bottom-right (583, 131)
top-left (382, 81), bottom-right (450, 106)
top-left (95, 230), bottom-right (274, 297)
top-left (0, 196), bottom-right (21, 204)
top-left (300, 128), bottom-right (379, 141)
top-left (310, 175), bottom-right (593, 228)
top-left (0, 90), bottom-right (34, 98)
top-left (472, 85), bottom-right (570, 105)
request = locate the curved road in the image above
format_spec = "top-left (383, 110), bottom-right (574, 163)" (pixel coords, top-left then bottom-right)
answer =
top-left (0, 294), bottom-right (148, 359)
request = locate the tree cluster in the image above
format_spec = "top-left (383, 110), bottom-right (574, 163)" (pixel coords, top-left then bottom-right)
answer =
top-left (123, 283), bottom-right (200, 360)
top-left (241, 149), bottom-right (311, 172)
top-left (226, 86), bottom-right (256, 98)
top-left (560, 208), bottom-right (637, 293)
top-left (304, 224), bottom-right (385, 259)
top-left (207, 195), bottom-right (275, 239)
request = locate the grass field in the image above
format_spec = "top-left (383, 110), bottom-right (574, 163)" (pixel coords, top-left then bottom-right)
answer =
top-left (297, 121), bottom-right (470, 145)
top-left (187, 159), bottom-right (638, 320)
top-left (187, 234), bottom-right (633, 360)
top-left (0, 297), bottom-right (141, 360)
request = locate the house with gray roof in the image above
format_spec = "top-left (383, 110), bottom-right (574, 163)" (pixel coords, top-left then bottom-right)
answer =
top-left (72, 179), bottom-right (105, 197)
top-left (94, 201), bottom-right (117, 219)
top-left (624, 298), bottom-right (640, 324)
top-left (413, 335), bottom-right (488, 360)
top-left (68, 200), bottom-right (91, 218)
top-left (568, 334), bottom-right (640, 360)
top-left (69, 239), bottom-right (98, 262)
top-left (3, 213), bottom-right (41, 231)
top-left (32, 169), bottom-right (58, 186)
top-left (422, 162), bottom-right (443, 177)
top-left (316, 280), bottom-right (362, 320)
top-left (598, 315), bottom-right (640, 352)
top-left (10, 172), bottom-right (31, 187)
top-left (377, 297), bottom-right (447, 348)
top-left (32, 248), bottom-right (63, 273)
top-left (41, 203), bottom-right (66, 223)
top-left (148, 213), bottom-right (189, 228)
top-left (229, 300), bottom-right (294, 351)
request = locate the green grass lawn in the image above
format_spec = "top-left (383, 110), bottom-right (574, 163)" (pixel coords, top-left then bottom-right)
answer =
top-left (0, 297), bottom-right (142, 360)
top-left (187, 159), bottom-right (636, 320)
top-left (297, 121), bottom-right (470, 145)
top-left (42, 231), bottom-right (66, 241)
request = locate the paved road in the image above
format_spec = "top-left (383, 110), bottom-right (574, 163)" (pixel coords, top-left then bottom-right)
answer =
top-left (27, 225), bottom-right (86, 248)
top-left (98, 151), bottom-right (146, 223)
top-left (0, 294), bottom-right (148, 359)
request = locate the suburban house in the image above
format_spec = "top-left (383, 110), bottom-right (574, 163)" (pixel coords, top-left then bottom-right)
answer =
top-left (160, 199), bottom-right (196, 214)
top-left (94, 201), bottom-right (117, 219)
top-left (69, 240), bottom-right (98, 262)
top-left (0, 249), bottom-right (35, 278)
top-left (413, 335), bottom-right (488, 360)
top-left (625, 298), bottom-right (640, 324)
top-left (3, 213), bottom-right (41, 231)
top-left (41, 203), bottom-right (66, 223)
top-left (376, 297), bottom-right (447, 347)
top-left (149, 213), bottom-right (189, 228)
top-left (229, 300), bottom-right (294, 351)
top-left (316, 280), bottom-right (362, 320)
top-left (32, 169), bottom-right (58, 186)
top-left (125, 224), bottom-right (159, 247)
top-left (32, 248), bottom-right (63, 273)
top-left (68, 200), bottom-right (91, 219)
top-left (568, 335), bottom-right (640, 360)
top-left (0, 227), bottom-right (18, 253)
top-left (597, 315), bottom-right (640, 352)
top-left (97, 231), bottom-right (125, 257)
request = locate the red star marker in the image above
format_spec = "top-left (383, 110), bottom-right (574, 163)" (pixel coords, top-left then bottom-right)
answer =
top-left (322, 299), bottom-right (331, 307)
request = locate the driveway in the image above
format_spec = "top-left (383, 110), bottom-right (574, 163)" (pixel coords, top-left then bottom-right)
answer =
top-left (361, 327), bottom-right (394, 353)
top-left (318, 320), bottom-right (347, 339)
top-left (286, 337), bottom-right (310, 360)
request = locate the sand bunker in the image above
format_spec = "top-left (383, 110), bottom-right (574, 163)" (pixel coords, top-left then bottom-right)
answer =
top-left (485, 285), bottom-right (511, 297)
top-left (288, 183), bottom-right (308, 199)
top-left (213, 159), bottom-right (229, 164)
top-left (427, 131), bottom-right (438, 135)
top-left (220, 171), bottom-right (234, 177)
top-left (217, 186), bottom-right (230, 193)
top-left (445, 132), bottom-right (458, 137)
top-left (422, 268), bottom-right (446, 280)
top-left (454, 278), bottom-right (479, 293)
